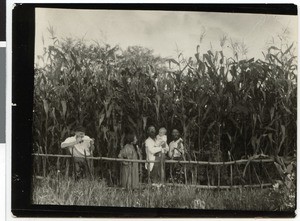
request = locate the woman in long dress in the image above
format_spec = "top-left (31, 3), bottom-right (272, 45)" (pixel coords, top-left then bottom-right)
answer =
top-left (118, 133), bottom-right (141, 189)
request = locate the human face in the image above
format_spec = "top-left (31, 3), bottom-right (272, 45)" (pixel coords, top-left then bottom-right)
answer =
top-left (148, 126), bottom-right (156, 139)
top-left (132, 136), bottom-right (137, 144)
top-left (75, 131), bottom-right (85, 140)
top-left (159, 128), bottom-right (166, 136)
top-left (172, 129), bottom-right (180, 140)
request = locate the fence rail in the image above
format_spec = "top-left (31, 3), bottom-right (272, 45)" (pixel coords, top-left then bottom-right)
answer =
top-left (32, 153), bottom-right (277, 189)
top-left (164, 183), bottom-right (273, 189)
top-left (32, 153), bottom-right (275, 164)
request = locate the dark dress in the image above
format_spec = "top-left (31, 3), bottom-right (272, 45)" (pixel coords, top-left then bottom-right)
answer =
top-left (118, 144), bottom-right (139, 189)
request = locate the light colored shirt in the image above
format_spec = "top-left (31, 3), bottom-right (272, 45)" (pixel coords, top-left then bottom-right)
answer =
top-left (169, 138), bottom-right (185, 158)
top-left (155, 134), bottom-right (169, 153)
top-left (145, 137), bottom-right (162, 171)
top-left (156, 134), bottom-right (167, 146)
top-left (61, 135), bottom-right (93, 157)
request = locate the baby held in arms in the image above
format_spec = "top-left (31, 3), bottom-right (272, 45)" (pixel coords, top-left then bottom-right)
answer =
top-left (156, 127), bottom-right (168, 154)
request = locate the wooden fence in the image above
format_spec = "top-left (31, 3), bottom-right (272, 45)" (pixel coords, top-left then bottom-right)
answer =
top-left (32, 153), bottom-right (277, 189)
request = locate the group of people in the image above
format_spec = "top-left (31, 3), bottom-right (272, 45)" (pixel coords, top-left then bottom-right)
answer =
top-left (60, 125), bottom-right (185, 189)
top-left (144, 126), bottom-right (185, 186)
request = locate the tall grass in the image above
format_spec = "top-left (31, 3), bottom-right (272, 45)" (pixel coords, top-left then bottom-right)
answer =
top-left (32, 174), bottom-right (294, 211)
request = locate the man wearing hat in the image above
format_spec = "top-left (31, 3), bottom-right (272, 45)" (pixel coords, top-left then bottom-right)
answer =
top-left (61, 126), bottom-right (95, 179)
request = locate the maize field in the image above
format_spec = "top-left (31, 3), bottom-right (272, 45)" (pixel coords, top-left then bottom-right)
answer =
top-left (32, 27), bottom-right (297, 210)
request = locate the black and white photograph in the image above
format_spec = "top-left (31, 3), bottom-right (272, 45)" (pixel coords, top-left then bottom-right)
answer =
top-left (29, 6), bottom-right (297, 213)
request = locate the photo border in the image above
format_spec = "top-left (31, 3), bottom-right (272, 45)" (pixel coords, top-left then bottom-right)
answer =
top-left (11, 3), bottom-right (297, 218)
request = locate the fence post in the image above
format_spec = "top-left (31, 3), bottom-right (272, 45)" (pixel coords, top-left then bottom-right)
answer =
top-left (71, 147), bottom-right (75, 180)
top-left (223, 161), bottom-right (226, 186)
top-left (230, 163), bottom-right (233, 187)
top-left (84, 150), bottom-right (92, 180)
top-left (196, 158), bottom-right (199, 185)
top-left (249, 162), bottom-right (252, 186)
top-left (90, 156), bottom-right (94, 177)
top-left (234, 160), bottom-right (245, 186)
top-left (207, 161), bottom-right (210, 186)
top-left (169, 160), bottom-right (174, 184)
top-left (147, 159), bottom-right (151, 185)
top-left (262, 162), bottom-right (273, 183)
top-left (65, 157), bottom-right (69, 179)
top-left (36, 153), bottom-right (40, 175)
top-left (193, 152), bottom-right (198, 185)
top-left (217, 164), bottom-right (220, 189)
top-left (160, 152), bottom-right (165, 184)
top-left (252, 163), bottom-right (262, 188)
top-left (260, 159), bottom-right (263, 185)
top-left (56, 156), bottom-right (60, 172)
top-left (139, 159), bottom-right (143, 185)
top-left (42, 155), bottom-right (46, 178)
top-left (183, 154), bottom-right (187, 185)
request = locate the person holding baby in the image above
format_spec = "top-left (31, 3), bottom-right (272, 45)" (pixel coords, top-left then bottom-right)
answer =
top-left (145, 126), bottom-right (169, 186)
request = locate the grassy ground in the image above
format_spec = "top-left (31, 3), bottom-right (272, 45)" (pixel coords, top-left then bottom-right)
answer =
top-left (32, 175), bottom-right (294, 211)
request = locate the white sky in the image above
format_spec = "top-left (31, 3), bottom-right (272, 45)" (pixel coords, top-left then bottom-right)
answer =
top-left (35, 8), bottom-right (298, 61)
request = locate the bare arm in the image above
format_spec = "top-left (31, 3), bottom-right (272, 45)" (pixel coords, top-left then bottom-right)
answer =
top-left (178, 141), bottom-right (185, 155)
top-left (163, 142), bottom-right (169, 153)
top-left (89, 138), bottom-right (95, 154)
top-left (118, 148), bottom-right (125, 158)
top-left (168, 144), bottom-right (174, 158)
top-left (136, 145), bottom-right (142, 159)
top-left (61, 138), bottom-right (78, 148)
top-left (118, 146), bottom-right (129, 165)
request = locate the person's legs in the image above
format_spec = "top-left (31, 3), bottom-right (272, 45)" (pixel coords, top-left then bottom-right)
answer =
top-left (150, 167), bottom-right (158, 183)
top-left (74, 158), bottom-right (81, 180)
top-left (82, 160), bottom-right (89, 179)
top-left (150, 166), bottom-right (155, 183)
top-left (151, 156), bottom-right (161, 183)
top-left (83, 158), bottom-right (93, 179)
top-left (173, 157), bottom-right (184, 183)
top-left (81, 157), bottom-right (92, 179)
top-left (74, 158), bottom-right (85, 180)
top-left (88, 159), bottom-right (94, 177)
